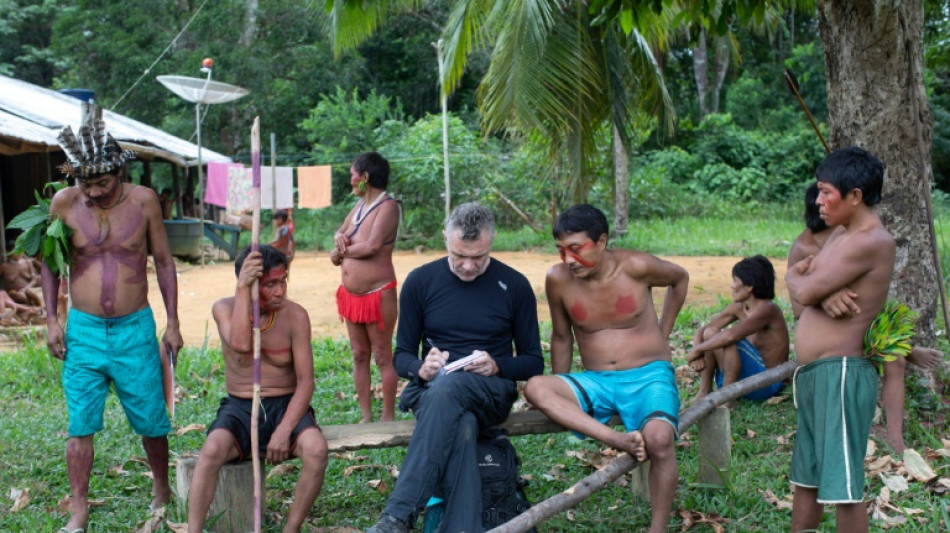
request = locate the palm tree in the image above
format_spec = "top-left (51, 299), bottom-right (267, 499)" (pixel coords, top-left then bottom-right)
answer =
top-left (326, 0), bottom-right (674, 229)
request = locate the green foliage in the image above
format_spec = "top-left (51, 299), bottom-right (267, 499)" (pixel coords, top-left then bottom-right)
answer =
top-left (0, 0), bottom-right (67, 84)
top-left (864, 300), bottom-right (917, 374)
top-left (380, 113), bottom-right (499, 239)
top-left (9, 182), bottom-right (71, 276)
top-left (299, 86), bottom-right (407, 204)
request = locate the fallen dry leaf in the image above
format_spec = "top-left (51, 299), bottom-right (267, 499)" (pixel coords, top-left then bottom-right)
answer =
top-left (866, 454), bottom-right (893, 477)
top-left (176, 423), bottom-right (206, 436)
top-left (267, 462), bottom-right (298, 479)
top-left (9, 488), bottom-right (29, 512)
top-left (57, 495), bottom-right (105, 513)
top-left (343, 464), bottom-right (394, 477)
top-left (902, 448), bottom-right (937, 482)
top-left (765, 394), bottom-right (789, 405)
top-left (746, 429), bottom-right (756, 438)
top-left (879, 473), bottom-right (908, 493)
top-left (677, 508), bottom-right (729, 531)
top-left (367, 479), bottom-right (389, 493)
top-left (759, 489), bottom-right (793, 510)
top-left (866, 439), bottom-right (877, 458)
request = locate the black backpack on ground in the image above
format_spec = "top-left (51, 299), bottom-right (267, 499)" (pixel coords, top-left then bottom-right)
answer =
top-left (422, 427), bottom-right (535, 532)
top-left (476, 427), bottom-right (535, 532)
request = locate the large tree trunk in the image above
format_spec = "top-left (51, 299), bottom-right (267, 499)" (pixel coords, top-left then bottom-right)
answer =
top-left (817, 1), bottom-right (942, 349)
top-left (613, 125), bottom-right (629, 236)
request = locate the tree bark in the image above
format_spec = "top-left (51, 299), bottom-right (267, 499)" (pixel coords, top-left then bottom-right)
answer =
top-left (817, 1), bottom-right (942, 351)
top-left (710, 35), bottom-right (730, 114)
top-left (613, 125), bottom-right (629, 236)
top-left (692, 29), bottom-right (709, 118)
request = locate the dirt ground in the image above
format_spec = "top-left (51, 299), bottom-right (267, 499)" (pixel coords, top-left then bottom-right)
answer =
top-left (147, 250), bottom-right (789, 347)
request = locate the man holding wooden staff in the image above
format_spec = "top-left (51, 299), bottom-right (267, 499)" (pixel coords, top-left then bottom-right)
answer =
top-left (187, 245), bottom-right (328, 533)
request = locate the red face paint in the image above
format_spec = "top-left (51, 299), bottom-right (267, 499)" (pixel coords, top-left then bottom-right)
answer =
top-left (259, 266), bottom-right (288, 310)
top-left (570, 301), bottom-right (588, 321)
top-left (615, 294), bottom-right (637, 314)
top-left (557, 240), bottom-right (597, 268)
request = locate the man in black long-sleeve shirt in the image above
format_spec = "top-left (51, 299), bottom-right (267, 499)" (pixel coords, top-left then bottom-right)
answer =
top-left (367, 202), bottom-right (543, 533)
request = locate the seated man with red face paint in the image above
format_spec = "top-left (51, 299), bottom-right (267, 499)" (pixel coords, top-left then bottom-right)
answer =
top-left (687, 255), bottom-right (789, 404)
top-left (524, 204), bottom-right (688, 533)
top-left (43, 119), bottom-right (182, 533)
top-left (187, 245), bottom-right (328, 533)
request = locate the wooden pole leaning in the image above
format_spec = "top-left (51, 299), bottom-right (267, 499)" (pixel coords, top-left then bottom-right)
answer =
top-left (249, 116), bottom-right (263, 533)
top-left (489, 360), bottom-right (801, 533)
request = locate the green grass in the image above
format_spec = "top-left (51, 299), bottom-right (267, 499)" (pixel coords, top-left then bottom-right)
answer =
top-left (2, 314), bottom-right (947, 532)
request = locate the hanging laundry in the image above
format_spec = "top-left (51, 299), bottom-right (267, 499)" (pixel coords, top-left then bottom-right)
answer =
top-left (261, 166), bottom-right (295, 209)
top-left (297, 165), bottom-right (333, 209)
top-left (204, 161), bottom-right (241, 207)
top-left (226, 165), bottom-right (253, 214)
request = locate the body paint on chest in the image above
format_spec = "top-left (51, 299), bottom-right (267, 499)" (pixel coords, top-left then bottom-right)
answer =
top-left (615, 294), bottom-right (637, 314)
top-left (570, 301), bottom-right (588, 322)
top-left (71, 203), bottom-right (146, 315)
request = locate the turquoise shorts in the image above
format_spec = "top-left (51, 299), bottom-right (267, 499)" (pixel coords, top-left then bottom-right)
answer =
top-left (790, 356), bottom-right (878, 504)
top-left (557, 360), bottom-right (680, 439)
top-left (62, 307), bottom-right (171, 438)
top-left (714, 339), bottom-right (786, 400)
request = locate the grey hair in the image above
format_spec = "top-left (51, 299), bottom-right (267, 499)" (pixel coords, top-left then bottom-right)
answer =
top-left (445, 202), bottom-right (495, 241)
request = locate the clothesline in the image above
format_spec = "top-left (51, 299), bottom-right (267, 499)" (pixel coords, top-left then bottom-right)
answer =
top-left (205, 162), bottom-right (331, 211)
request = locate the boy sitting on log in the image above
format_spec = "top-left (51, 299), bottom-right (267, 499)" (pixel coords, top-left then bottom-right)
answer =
top-left (687, 255), bottom-right (790, 403)
top-left (186, 245), bottom-right (327, 533)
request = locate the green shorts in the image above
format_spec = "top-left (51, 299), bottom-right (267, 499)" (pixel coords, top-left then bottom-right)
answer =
top-left (790, 356), bottom-right (878, 504)
top-left (62, 307), bottom-right (171, 438)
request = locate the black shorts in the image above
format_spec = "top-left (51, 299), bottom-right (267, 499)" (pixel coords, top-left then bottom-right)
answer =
top-left (208, 394), bottom-right (320, 462)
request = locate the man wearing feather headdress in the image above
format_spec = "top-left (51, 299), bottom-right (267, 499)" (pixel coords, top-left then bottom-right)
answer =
top-left (41, 117), bottom-right (182, 533)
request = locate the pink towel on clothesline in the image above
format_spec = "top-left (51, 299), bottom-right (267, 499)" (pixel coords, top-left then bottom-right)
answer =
top-left (205, 161), bottom-right (242, 207)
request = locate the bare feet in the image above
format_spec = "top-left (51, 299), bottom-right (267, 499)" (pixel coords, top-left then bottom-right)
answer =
top-left (64, 500), bottom-right (89, 532)
top-left (620, 431), bottom-right (648, 462)
top-left (885, 432), bottom-right (906, 455)
top-left (907, 346), bottom-right (942, 370)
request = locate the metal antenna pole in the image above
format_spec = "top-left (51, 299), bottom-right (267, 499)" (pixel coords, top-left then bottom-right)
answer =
top-left (196, 101), bottom-right (205, 266)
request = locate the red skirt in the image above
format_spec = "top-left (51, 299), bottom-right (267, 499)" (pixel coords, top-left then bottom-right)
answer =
top-left (336, 280), bottom-right (397, 331)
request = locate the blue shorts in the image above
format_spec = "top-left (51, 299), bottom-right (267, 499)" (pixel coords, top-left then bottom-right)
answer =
top-left (557, 360), bottom-right (680, 439)
top-left (714, 339), bottom-right (786, 401)
top-left (62, 307), bottom-right (171, 438)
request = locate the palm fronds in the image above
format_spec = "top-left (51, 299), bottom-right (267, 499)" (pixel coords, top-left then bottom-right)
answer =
top-left (864, 300), bottom-right (917, 374)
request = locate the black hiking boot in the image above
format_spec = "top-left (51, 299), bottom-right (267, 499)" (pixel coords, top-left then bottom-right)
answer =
top-left (366, 513), bottom-right (409, 533)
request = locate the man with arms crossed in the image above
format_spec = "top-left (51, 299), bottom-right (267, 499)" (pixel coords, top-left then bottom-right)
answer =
top-left (366, 202), bottom-right (543, 533)
top-left (786, 147), bottom-right (895, 533)
top-left (187, 246), bottom-right (327, 532)
top-left (524, 204), bottom-right (689, 533)
top-left (42, 121), bottom-right (182, 533)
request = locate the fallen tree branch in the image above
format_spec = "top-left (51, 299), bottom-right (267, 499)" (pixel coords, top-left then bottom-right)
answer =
top-left (489, 359), bottom-right (801, 533)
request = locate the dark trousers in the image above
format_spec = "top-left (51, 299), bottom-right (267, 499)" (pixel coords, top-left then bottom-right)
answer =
top-left (385, 372), bottom-right (518, 533)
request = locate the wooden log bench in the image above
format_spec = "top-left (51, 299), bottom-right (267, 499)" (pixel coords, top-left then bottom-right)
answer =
top-left (177, 361), bottom-right (799, 532)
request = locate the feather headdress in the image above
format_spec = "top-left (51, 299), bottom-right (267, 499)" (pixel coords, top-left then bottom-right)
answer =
top-left (57, 117), bottom-right (136, 179)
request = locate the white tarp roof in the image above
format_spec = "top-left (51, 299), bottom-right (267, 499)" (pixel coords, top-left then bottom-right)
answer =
top-left (0, 74), bottom-right (231, 165)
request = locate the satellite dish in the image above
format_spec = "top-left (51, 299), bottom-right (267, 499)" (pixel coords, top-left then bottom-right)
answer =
top-left (157, 64), bottom-right (249, 266)
top-left (157, 75), bottom-right (248, 104)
